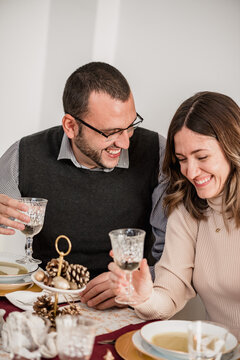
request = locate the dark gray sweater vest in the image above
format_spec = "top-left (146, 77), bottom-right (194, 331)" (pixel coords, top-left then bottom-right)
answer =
top-left (19, 126), bottom-right (159, 278)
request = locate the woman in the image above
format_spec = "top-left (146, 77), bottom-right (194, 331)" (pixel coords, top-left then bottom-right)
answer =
top-left (108, 91), bottom-right (240, 339)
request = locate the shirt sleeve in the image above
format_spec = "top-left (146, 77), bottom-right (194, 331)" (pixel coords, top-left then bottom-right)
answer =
top-left (135, 204), bottom-right (198, 320)
top-left (149, 134), bottom-right (167, 279)
top-left (0, 140), bottom-right (21, 198)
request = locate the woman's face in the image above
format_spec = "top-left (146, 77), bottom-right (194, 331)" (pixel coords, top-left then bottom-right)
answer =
top-left (174, 127), bottom-right (231, 199)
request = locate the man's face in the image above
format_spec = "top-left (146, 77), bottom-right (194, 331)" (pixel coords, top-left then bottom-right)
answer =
top-left (72, 91), bottom-right (137, 169)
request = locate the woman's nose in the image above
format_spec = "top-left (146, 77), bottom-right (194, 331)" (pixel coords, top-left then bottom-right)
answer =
top-left (185, 161), bottom-right (201, 180)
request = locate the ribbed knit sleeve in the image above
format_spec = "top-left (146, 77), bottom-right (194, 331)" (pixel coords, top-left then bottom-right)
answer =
top-left (135, 204), bottom-right (198, 320)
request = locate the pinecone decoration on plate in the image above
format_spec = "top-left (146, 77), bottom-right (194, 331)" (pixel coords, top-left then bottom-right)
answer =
top-left (66, 264), bottom-right (90, 289)
top-left (46, 258), bottom-right (69, 278)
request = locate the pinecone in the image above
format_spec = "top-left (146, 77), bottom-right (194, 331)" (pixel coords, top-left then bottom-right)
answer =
top-left (46, 258), bottom-right (69, 278)
top-left (33, 294), bottom-right (54, 320)
top-left (60, 304), bottom-right (82, 316)
top-left (33, 294), bottom-right (61, 329)
top-left (66, 264), bottom-right (90, 289)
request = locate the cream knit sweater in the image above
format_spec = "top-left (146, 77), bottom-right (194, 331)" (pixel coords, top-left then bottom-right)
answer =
top-left (135, 196), bottom-right (240, 339)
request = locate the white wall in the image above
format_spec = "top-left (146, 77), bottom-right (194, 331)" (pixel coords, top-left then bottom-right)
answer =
top-left (1, 0), bottom-right (239, 157)
top-left (0, 0), bottom-right (239, 294)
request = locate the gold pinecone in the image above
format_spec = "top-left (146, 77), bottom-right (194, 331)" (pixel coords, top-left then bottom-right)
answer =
top-left (46, 258), bottom-right (69, 278)
top-left (33, 294), bottom-right (54, 319)
top-left (66, 264), bottom-right (90, 289)
top-left (60, 304), bottom-right (82, 316)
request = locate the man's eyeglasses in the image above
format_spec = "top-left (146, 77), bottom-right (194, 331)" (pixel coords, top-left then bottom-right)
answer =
top-left (72, 113), bottom-right (144, 142)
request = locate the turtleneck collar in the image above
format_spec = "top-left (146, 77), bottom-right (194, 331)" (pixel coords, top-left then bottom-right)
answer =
top-left (207, 194), bottom-right (223, 214)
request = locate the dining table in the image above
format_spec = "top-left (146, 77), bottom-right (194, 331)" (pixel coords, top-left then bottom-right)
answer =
top-left (0, 288), bottom-right (156, 360)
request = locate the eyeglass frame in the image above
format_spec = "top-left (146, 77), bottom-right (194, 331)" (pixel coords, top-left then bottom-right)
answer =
top-left (70, 112), bottom-right (144, 140)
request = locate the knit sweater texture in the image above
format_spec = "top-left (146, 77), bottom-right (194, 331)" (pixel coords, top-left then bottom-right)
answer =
top-left (135, 196), bottom-right (240, 340)
top-left (18, 126), bottom-right (159, 277)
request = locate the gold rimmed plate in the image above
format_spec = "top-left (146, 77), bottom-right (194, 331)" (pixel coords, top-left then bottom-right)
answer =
top-left (115, 330), bottom-right (158, 360)
top-left (131, 330), bottom-right (165, 360)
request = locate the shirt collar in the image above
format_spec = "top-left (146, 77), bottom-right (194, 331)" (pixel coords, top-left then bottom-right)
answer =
top-left (57, 133), bottom-right (129, 172)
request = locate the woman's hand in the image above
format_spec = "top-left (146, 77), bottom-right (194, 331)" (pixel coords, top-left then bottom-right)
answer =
top-left (0, 194), bottom-right (29, 235)
top-left (108, 258), bottom-right (153, 306)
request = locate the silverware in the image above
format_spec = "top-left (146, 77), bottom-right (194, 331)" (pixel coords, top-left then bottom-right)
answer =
top-left (97, 339), bottom-right (116, 345)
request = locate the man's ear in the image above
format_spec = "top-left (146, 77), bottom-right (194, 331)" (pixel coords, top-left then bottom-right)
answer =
top-left (62, 114), bottom-right (79, 139)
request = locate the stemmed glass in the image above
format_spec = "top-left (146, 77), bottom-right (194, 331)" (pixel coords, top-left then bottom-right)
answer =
top-left (16, 197), bottom-right (48, 264)
top-left (109, 228), bottom-right (145, 305)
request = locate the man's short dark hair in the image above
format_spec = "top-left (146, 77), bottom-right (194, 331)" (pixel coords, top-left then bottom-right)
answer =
top-left (63, 62), bottom-right (131, 118)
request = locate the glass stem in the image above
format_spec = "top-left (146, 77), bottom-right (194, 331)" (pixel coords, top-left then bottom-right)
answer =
top-left (25, 236), bottom-right (33, 258)
top-left (128, 271), bottom-right (133, 297)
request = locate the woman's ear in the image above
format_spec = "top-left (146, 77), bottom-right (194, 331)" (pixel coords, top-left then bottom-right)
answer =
top-left (62, 114), bottom-right (79, 139)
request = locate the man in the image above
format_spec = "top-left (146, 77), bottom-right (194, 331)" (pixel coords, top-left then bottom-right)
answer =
top-left (0, 62), bottom-right (166, 309)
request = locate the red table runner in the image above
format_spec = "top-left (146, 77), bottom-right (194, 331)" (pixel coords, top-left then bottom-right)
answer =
top-left (0, 297), bottom-right (153, 359)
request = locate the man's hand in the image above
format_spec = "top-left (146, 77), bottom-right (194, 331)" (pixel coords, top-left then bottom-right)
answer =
top-left (80, 272), bottom-right (126, 310)
top-left (0, 194), bottom-right (29, 235)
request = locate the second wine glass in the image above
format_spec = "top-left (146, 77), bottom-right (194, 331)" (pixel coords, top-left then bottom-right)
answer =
top-left (16, 197), bottom-right (48, 265)
top-left (109, 228), bottom-right (145, 305)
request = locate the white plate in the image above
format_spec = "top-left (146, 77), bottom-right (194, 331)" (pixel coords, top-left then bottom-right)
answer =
top-left (31, 272), bottom-right (86, 295)
top-left (0, 252), bottom-right (38, 283)
top-left (133, 329), bottom-right (239, 360)
top-left (140, 320), bottom-right (238, 360)
top-left (132, 330), bottom-right (176, 360)
top-left (0, 277), bottom-right (33, 295)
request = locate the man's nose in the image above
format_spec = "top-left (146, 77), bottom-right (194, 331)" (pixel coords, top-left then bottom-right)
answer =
top-left (114, 130), bottom-right (130, 149)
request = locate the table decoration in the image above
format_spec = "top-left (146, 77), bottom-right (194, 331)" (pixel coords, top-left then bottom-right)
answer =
top-left (1, 311), bottom-right (57, 359)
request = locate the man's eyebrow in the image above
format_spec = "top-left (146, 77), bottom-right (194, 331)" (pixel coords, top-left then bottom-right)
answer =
top-left (100, 118), bottom-right (136, 132)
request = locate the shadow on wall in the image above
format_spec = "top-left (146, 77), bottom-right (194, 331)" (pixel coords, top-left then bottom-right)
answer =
top-left (171, 295), bottom-right (206, 321)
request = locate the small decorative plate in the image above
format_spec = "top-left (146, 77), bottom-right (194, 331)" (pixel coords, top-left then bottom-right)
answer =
top-left (31, 272), bottom-right (86, 295)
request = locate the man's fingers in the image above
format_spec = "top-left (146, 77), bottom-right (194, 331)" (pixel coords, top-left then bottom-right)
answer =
top-left (95, 297), bottom-right (127, 310)
top-left (0, 215), bottom-right (26, 231)
top-left (80, 272), bottom-right (109, 297)
top-left (0, 226), bottom-right (16, 235)
top-left (0, 206), bottom-right (29, 223)
top-left (85, 288), bottom-right (114, 307)
top-left (81, 280), bottom-right (110, 303)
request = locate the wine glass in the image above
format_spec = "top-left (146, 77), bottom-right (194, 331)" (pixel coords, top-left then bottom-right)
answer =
top-left (109, 228), bottom-right (145, 305)
top-left (188, 321), bottom-right (228, 360)
top-left (16, 197), bottom-right (48, 264)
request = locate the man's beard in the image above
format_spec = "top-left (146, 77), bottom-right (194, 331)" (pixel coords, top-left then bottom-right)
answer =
top-left (74, 132), bottom-right (109, 168)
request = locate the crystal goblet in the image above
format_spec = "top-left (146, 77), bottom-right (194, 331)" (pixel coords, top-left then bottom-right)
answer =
top-left (16, 197), bottom-right (48, 264)
top-left (109, 228), bottom-right (145, 305)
